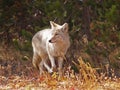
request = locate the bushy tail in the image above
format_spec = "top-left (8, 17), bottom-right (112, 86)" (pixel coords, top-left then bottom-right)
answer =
top-left (32, 54), bottom-right (41, 70)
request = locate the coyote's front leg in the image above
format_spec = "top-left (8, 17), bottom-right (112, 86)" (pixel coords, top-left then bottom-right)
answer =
top-left (58, 57), bottom-right (64, 76)
top-left (49, 56), bottom-right (57, 72)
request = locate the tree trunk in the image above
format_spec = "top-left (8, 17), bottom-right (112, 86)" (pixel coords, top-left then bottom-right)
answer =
top-left (82, 0), bottom-right (91, 40)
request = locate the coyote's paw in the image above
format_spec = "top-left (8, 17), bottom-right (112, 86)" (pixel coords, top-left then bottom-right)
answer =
top-left (48, 68), bottom-right (53, 73)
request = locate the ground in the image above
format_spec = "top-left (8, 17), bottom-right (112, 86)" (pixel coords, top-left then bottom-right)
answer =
top-left (0, 45), bottom-right (120, 90)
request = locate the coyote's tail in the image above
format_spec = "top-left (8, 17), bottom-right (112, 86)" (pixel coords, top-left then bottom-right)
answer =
top-left (32, 55), bottom-right (41, 70)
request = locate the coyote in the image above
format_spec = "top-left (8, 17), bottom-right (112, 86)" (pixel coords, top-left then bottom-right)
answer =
top-left (32, 21), bottom-right (70, 75)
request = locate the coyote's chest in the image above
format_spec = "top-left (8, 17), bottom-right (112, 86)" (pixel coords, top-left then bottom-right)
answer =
top-left (47, 42), bottom-right (67, 57)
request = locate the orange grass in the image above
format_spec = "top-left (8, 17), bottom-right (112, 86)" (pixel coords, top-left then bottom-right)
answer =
top-left (0, 57), bottom-right (120, 90)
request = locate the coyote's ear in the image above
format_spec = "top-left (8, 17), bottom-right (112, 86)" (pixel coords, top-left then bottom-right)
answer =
top-left (50, 21), bottom-right (58, 29)
top-left (62, 23), bottom-right (68, 33)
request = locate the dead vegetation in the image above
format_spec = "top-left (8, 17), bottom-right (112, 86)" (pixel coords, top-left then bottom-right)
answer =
top-left (0, 45), bottom-right (120, 90)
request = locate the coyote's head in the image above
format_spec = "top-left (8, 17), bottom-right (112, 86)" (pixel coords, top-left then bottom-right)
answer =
top-left (49, 21), bottom-right (69, 43)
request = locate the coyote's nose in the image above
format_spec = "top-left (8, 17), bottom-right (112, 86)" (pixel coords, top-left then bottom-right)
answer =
top-left (49, 40), bottom-right (52, 43)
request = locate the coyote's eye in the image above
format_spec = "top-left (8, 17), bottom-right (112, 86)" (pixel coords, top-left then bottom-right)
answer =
top-left (55, 33), bottom-right (58, 36)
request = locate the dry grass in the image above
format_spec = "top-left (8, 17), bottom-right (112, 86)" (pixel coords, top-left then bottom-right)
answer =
top-left (0, 55), bottom-right (120, 90)
top-left (0, 45), bottom-right (120, 90)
